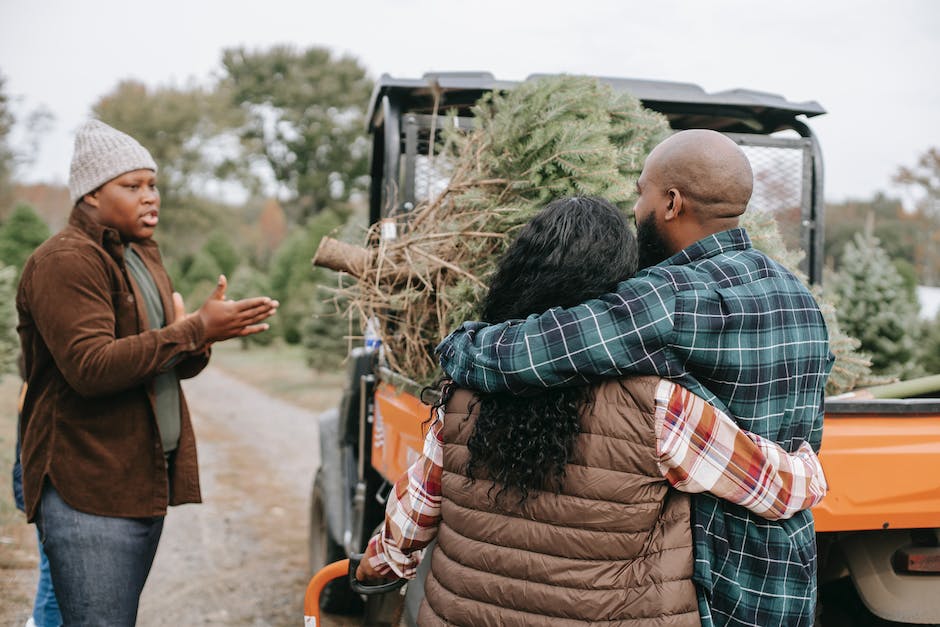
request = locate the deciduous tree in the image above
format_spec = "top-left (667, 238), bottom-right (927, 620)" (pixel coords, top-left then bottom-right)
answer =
top-left (894, 147), bottom-right (940, 286)
top-left (93, 80), bottom-right (243, 207)
top-left (220, 46), bottom-right (372, 223)
top-left (0, 73), bottom-right (15, 210)
top-left (257, 197), bottom-right (288, 255)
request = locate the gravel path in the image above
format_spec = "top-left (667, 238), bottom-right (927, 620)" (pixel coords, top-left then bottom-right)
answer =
top-left (136, 366), bottom-right (354, 627)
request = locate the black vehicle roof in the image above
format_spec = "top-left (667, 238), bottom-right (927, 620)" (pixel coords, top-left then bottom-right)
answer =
top-left (366, 72), bottom-right (825, 135)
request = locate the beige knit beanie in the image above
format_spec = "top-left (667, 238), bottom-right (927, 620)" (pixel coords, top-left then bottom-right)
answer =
top-left (68, 120), bottom-right (158, 205)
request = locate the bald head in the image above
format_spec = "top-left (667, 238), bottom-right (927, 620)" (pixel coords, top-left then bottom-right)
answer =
top-left (644, 129), bottom-right (753, 221)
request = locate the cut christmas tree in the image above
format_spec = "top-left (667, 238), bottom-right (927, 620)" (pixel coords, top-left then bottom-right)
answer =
top-left (314, 75), bottom-right (874, 394)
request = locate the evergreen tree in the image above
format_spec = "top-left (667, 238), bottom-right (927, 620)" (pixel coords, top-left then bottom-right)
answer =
top-left (0, 203), bottom-right (50, 271)
top-left (269, 206), bottom-right (349, 344)
top-left (227, 263), bottom-right (275, 347)
top-left (824, 193), bottom-right (918, 275)
top-left (304, 284), bottom-right (355, 370)
top-left (0, 263), bottom-right (18, 375)
top-left (304, 203), bottom-right (367, 365)
top-left (920, 315), bottom-right (940, 375)
top-left (830, 224), bottom-right (923, 378)
top-left (220, 46), bottom-right (373, 222)
top-left (437, 75), bottom-right (672, 330)
top-left (182, 249), bottom-right (223, 304)
top-left (335, 75), bottom-right (874, 390)
top-left (203, 231), bottom-right (240, 277)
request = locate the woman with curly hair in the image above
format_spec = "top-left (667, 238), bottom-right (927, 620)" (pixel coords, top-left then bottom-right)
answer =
top-left (357, 196), bottom-right (827, 626)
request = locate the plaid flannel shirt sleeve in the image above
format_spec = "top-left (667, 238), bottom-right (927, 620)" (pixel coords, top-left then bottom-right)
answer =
top-left (364, 408), bottom-right (444, 578)
top-left (436, 273), bottom-right (678, 394)
top-left (655, 380), bottom-right (828, 520)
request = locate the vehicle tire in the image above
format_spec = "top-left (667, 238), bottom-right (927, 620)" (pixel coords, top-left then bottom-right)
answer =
top-left (818, 577), bottom-right (909, 626)
top-left (309, 469), bottom-right (362, 615)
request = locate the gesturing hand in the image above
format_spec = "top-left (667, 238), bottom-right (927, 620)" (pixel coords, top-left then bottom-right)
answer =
top-left (172, 291), bottom-right (191, 323)
top-left (172, 274), bottom-right (225, 323)
top-left (194, 275), bottom-right (279, 343)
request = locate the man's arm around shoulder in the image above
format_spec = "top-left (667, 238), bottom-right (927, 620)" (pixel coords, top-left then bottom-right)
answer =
top-left (436, 271), bottom-right (678, 394)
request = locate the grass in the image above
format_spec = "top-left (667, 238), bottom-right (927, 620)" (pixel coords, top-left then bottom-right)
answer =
top-left (207, 341), bottom-right (346, 414)
top-left (0, 373), bottom-right (36, 625)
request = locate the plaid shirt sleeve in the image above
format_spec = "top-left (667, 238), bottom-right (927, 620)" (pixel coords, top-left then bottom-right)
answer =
top-left (655, 380), bottom-right (828, 520)
top-left (364, 408), bottom-right (444, 578)
top-left (436, 273), bottom-right (677, 394)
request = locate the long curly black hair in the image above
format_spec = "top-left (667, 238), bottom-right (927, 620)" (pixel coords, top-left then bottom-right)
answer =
top-left (463, 196), bottom-right (638, 505)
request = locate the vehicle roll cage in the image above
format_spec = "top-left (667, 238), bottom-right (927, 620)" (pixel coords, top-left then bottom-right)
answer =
top-left (365, 72), bottom-right (827, 284)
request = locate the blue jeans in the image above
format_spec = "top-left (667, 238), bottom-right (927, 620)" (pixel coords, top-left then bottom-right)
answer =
top-left (37, 483), bottom-right (164, 627)
top-left (14, 410), bottom-right (62, 626)
top-left (33, 528), bottom-right (62, 627)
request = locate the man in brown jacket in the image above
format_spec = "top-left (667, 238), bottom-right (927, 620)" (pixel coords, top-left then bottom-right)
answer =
top-left (16, 120), bottom-right (278, 625)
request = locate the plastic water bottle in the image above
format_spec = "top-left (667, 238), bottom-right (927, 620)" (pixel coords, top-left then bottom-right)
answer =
top-left (364, 317), bottom-right (381, 352)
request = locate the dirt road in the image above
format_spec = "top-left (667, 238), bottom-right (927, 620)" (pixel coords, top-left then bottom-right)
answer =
top-left (135, 365), bottom-right (359, 626)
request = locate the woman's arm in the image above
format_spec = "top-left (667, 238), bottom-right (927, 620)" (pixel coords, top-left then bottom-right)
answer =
top-left (358, 410), bottom-right (445, 580)
top-left (655, 380), bottom-right (828, 520)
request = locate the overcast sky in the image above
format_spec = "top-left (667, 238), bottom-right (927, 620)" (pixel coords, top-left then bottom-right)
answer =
top-left (1, 0), bottom-right (937, 203)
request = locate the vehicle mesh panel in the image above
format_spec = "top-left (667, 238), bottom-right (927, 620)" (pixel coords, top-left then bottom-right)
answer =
top-left (739, 143), bottom-right (807, 253)
top-left (413, 154), bottom-right (452, 204)
top-left (397, 128), bottom-right (811, 259)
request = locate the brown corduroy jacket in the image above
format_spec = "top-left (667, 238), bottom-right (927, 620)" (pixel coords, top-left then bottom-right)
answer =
top-left (16, 205), bottom-right (208, 521)
top-left (420, 376), bottom-right (701, 626)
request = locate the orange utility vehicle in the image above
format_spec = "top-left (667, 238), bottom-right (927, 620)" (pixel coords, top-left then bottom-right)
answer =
top-left (309, 73), bottom-right (940, 626)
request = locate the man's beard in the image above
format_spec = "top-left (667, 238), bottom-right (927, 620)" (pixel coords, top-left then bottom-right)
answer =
top-left (636, 212), bottom-right (671, 269)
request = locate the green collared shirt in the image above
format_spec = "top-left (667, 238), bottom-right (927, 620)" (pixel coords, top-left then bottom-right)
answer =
top-left (125, 245), bottom-right (181, 454)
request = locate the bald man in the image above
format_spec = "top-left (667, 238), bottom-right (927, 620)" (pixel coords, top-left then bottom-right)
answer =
top-left (437, 130), bottom-right (834, 626)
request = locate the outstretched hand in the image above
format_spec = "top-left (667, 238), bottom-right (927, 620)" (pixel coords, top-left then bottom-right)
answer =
top-left (172, 292), bottom-right (189, 323)
top-left (173, 275), bottom-right (226, 323)
top-left (177, 275), bottom-right (279, 344)
top-left (198, 275), bottom-right (279, 343)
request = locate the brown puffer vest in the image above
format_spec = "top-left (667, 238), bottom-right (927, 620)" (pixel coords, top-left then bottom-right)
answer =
top-left (418, 376), bottom-right (700, 626)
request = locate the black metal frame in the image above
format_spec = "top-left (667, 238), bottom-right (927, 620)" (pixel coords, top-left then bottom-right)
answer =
top-left (825, 398), bottom-right (940, 415)
top-left (365, 72), bottom-right (828, 283)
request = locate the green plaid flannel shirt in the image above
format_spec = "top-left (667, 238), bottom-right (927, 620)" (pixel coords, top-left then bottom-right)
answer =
top-left (437, 228), bottom-right (834, 626)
